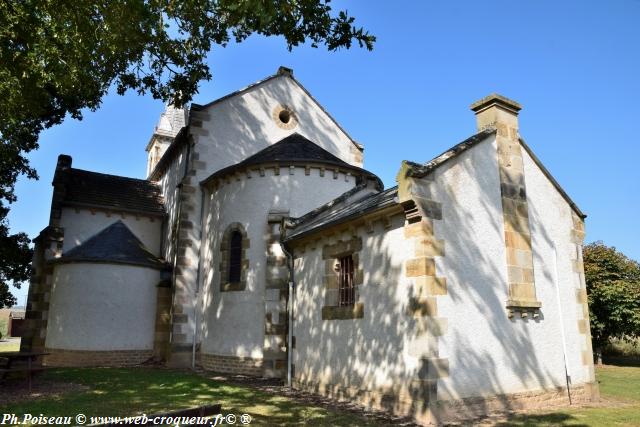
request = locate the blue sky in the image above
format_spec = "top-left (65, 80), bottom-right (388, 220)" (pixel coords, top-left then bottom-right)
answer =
top-left (7, 0), bottom-right (640, 305)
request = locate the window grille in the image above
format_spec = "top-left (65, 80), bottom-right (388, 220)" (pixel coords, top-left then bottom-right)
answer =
top-left (338, 255), bottom-right (356, 306)
top-left (228, 230), bottom-right (243, 283)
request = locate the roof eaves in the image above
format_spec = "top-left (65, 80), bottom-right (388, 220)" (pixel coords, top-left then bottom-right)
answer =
top-left (284, 186), bottom-right (400, 243)
top-left (200, 158), bottom-right (380, 188)
top-left (408, 129), bottom-right (496, 178)
top-left (49, 257), bottom-right (168, 270)
top-left (60, 201), bottom-right (165, 217)
top-left (518, 137), bottom-right (586, 219)
top-left (191, 74), bottom-right (281, 111)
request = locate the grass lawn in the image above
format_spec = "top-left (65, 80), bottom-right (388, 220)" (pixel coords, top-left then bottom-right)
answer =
top-left (0, 368), bottom-right (381, 426)
top-left (498, 365), bottom-right (640, 426)
top-left (0, 365), bottom-right (638, 426)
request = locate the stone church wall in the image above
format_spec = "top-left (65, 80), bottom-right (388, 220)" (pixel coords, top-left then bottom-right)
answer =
top-left (193, 75), bottom-right (361, 177)
top-left (199, 165), bottom-right (358, 376)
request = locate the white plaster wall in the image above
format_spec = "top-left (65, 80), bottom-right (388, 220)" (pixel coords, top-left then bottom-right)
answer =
top-left (154, 74), bottom-right (364, 350)
top-left (522, 147), bottom-right (589, 386)
top-left (433, 136), bottom-right (582, 399)
top-left (200, 166), bottom-right (357, 358)
top-left (45, 263), bottom-right (159, 351)
top-left (157, 144), bottom-right (188, 262)
top-left (59, 208), bottom-right (161, 256)
top-left (291, 135), bottom-right (588, 402)
top-left (196, 76), bottom-right (358, 175)
top-left (292, 215), bottom-right (414, 391)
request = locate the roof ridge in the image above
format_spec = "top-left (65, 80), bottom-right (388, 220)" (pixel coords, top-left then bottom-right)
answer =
top-left (68, 167), bottom-right (157, 184)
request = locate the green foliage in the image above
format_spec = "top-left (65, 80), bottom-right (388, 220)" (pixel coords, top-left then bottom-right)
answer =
top-left (583, 242), bottom-right (640, 350)
top-left (0, 206), bottom-right (32, 308)
top-left (0, 0), bottom-right (374, 306)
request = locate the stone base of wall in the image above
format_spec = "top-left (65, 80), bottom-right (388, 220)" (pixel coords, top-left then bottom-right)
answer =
top-left (44, 348), bottom-right (153, 367)
top-left (436, 382), bottom-right (599, 425)
top-left (293, 378), bottom-right (599, 426)
top-left (200, 353), bottom-right (263, 376)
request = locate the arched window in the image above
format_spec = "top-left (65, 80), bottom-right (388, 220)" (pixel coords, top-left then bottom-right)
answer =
top-left (219, 223), bottom-right (249, 292)
top-left (228, 230), bottom-right (243, 283)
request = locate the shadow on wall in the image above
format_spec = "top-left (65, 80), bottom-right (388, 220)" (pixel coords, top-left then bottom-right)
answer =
top-left (188, 81), bottom-right (576, 421)
top-left (196, 77), bottom-right (354, 174)
top-left (287, 139), bottom-right (569, 420)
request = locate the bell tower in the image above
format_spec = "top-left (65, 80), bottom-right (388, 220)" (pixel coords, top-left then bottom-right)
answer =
top-left (146, 104), bottom-right (188, 178)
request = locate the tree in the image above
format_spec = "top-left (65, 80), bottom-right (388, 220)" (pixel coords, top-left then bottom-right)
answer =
top-left (0, 206), bottom-right (32, 308)
top-left (0, 0), bottom-right (375, 306)
top-left (583, 241), bottom-right (640, 364)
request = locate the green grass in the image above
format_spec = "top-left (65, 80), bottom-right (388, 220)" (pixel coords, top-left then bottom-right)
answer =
top-left (499, 365), bottom-right (640, 426)
top-left (1, 365), bottom-right (639, 426)
top-left (0, 368), bottom-right (380, 426)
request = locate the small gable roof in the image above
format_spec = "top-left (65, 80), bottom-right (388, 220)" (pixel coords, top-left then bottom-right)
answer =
top-left (53, 221), bottom-right (166, 269)
top-left (201, 133), bottom-right (381, 187)
top-left (59, 168), bottom-right (165, 216)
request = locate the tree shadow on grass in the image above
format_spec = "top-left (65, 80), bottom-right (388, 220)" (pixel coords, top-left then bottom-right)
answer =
top-left (1, 368), bottom-right (385, 426)
top-left (493, 412), bottom-right (587, 427)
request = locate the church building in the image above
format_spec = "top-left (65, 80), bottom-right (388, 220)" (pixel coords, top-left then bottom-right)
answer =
top-left (22, 67), bottom-right (598, 424)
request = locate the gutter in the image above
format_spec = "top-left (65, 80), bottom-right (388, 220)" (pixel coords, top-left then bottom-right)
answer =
top-left (280, 225), bottom-right (295, 388)
top-left (192, 186), bottom-right (207, 369)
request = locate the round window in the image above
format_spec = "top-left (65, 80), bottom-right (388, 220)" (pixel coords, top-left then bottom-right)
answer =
top-left (273, 105), bottom-right (297, 129)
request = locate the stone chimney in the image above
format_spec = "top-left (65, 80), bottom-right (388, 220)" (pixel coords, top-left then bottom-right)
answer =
top-left (50, 154), bottom-right (72, 228)
top-left (56, 154), bottom-right (72, 171)
top-left (470, 93), bottom-right (521, 141)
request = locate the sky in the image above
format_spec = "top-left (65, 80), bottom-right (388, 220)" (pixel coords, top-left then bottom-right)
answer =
top-left (7, 0), bottom-right (640, 306)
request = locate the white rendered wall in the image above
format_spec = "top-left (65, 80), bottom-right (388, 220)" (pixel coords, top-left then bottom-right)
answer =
top-left (200, 166), bottom-right (357, 358)
top-left (431, 136), bottom-right (585, 399)
top-left (154, 74), bottom-right (364, 351)
top-left (45, 263), bottom-right (159, 351)
top-left (522, 147), bottom-right (589, 386)
top-left (59, 208), bottom-right (161, 256)
top-left (293, 214), bottom-right (413, 391)
top-left (292, 135), bottom-right (588, 402)
top-left (157, 144), bottom-right (188, 262)
top-left (196, 76), bottom-right (359, 174)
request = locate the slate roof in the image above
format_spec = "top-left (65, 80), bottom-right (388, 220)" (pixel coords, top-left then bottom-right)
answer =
top-left (59, 168), bottom-right (165, 216)
top-left (54, 221), bottom-right (165, 269)
top-left (201, 133), bottom-right (380, 186)
top-left (284, 186), bottom-right (399, 242)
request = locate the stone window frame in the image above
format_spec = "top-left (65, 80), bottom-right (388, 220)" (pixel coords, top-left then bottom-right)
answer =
top-left (219, 223), bottom-right (250, 292)
top-left (272, 104), bottom-right (298, 130)
top-left (321, 237), bottom-right (364, 320)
